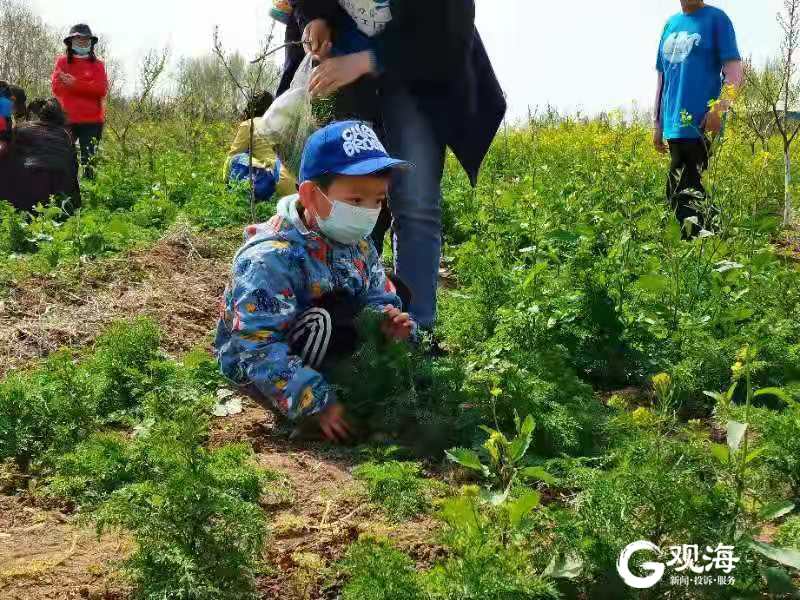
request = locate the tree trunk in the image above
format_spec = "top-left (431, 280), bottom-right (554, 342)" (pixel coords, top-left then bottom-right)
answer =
top-left (785, 144), bottom-right (794, 226)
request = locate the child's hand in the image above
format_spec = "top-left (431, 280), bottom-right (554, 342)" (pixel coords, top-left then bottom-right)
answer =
top-left (318, 403), bottom-right (351, 443)
top-left (381, 307), bottom-right (415, 341)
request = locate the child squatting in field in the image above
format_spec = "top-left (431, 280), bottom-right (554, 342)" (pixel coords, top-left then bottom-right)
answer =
top-left (215, 121), bottom-right (416, 443)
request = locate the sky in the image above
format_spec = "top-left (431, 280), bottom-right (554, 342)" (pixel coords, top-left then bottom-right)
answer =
top-left (32, 0), bottom-right (785, 121)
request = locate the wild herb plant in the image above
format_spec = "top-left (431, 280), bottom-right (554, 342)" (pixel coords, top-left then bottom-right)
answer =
top-left (708, 347), bottom-right (800, 593)
top-left (352, 460), bottom-right (435, 521)
top-left (325, 310), bottom-right (474, 452)
top-left (423, 490), bottom-right (561, 600)
top-left (95, 408), bottom-right (267, 600)
top-left (337, 537), bottom-right (424, 600)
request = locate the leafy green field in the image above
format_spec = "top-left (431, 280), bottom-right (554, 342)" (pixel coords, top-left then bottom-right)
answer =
top-left (1, 115), bottom-right (800, 599)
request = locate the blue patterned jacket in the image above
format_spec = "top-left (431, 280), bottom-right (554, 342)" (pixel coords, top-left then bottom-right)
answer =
top-left (214, 195), bottom-right (401, 419)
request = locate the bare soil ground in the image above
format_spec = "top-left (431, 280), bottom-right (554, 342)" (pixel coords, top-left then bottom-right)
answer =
top-left (0, 496), bottom-right (130, 600)
top-left (0, 224), bottom-right (241, 378)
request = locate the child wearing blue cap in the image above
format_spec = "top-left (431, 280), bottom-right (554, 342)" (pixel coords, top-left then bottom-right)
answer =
top-left (215, 121), bottom-right (415, 443)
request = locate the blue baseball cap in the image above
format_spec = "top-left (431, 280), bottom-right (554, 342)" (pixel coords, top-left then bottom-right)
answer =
top-left (299, 121), bottom-right (411, 183)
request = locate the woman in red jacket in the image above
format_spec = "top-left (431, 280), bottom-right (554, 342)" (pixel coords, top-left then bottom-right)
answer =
top-left (51, 24), bottom-right (108, 179)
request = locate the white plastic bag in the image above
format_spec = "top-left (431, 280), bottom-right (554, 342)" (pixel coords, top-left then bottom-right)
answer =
top-left (257, 55), bottom-right (317, 178)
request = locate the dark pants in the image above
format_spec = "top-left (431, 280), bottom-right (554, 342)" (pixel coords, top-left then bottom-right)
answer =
top-left (70, 123), bottom-right (103, 179)
top-left (667, 138), bottom-right (712, 237)
top-left (289, 293), bottom-right (360, 371)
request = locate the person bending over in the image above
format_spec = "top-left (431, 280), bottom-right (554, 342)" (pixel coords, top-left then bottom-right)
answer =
top-left (225, 90), bottom-right (297, 201)
top-left (0, 98), bottom-right (80, 213)
top-left (215, 121), bottom-right (415, 443)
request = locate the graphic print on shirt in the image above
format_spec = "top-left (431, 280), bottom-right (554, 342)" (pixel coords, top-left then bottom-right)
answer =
top-left (662, 32), bottom-right (702, 65)
top-left (339, 0), bottom-right (392, 37)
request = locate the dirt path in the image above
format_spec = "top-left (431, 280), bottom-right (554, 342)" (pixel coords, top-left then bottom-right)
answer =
top-left (0, 225), bottom-right (240, 378)
top-left (0, 496), bottom-right (130, 600)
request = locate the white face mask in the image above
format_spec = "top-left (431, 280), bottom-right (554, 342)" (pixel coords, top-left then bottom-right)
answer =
top-left (316, 189), bottom-right (381, 245)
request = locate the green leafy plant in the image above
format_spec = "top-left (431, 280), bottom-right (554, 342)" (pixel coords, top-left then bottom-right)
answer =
top-left (47, 432), bottom-right (138, 507)
top-left (423, 491), bottom-right (560, 600)
top-left (446, 413), bottom-right (554, 504)
top-left (86, 317), bottom-right (163, 418)
top-left (707, 346), bottom-right (800, 590)
top-left (337, 537), bottom-right (423, 600)
top-left (325, 311), bottom-right (473, 453)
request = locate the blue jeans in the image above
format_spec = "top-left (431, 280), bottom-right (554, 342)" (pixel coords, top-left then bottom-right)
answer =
top-left (380, 87), bottom-right (446, 330)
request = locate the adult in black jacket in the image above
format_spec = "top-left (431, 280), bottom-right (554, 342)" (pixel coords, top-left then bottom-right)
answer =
top-left (0, 98), bottom-right (81, 214)
top-left (285, 0), bottom-right (506, 330)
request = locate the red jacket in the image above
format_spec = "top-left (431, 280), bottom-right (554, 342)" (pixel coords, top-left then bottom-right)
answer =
top-left (51, 55), bottom-right (109, 125)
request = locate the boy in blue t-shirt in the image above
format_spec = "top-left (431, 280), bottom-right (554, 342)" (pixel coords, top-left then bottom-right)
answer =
top-left (653, 1), bottom-right (742, 237)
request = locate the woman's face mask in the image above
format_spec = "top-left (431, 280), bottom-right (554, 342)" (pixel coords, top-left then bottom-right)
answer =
top-left (72, 38), bottom-right (91, 56)
top-left (315, 189), bottom-right (381, 245)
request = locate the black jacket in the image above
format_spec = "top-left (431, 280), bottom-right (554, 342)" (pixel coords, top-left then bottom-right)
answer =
top-left (0, 122), bottom-right (81, 213)
top-left (284, 0), bottom-right (506, 186)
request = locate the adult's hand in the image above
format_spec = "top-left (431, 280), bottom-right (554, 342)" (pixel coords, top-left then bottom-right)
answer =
top-left (309, 52), bottom-right (373, 98)
top-left (58, 72), bottom-right (77, 87)
top-left (303, 19), bottom-right (332, 59)
top-left (381, 307), bottom-right (415, 341)
top-left (318, 403), bottom-right (352, 443)
top-left (701, 109), bottom-right (723, 136)
top-left (653, 126), bottom-right (668, 154)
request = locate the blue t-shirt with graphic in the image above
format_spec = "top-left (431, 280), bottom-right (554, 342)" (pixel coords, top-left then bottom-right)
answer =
top-left (656, 6), bottom-right (740, 140)
top-left (332, 0), bottom-right (392, 68)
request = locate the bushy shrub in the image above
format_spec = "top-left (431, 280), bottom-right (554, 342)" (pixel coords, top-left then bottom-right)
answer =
top-left (568, 432), bottom-right (736, 596)
top-left (326, 311), bottom-right (474, 453)
top-left (95, 408), bottom-right (267, 600)
top-left (87, 317), bottom-right (163, 417)
top-left (48, 432), bottom-right (137, 507)
top-left (0, 350), bottom-right (98, 469)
